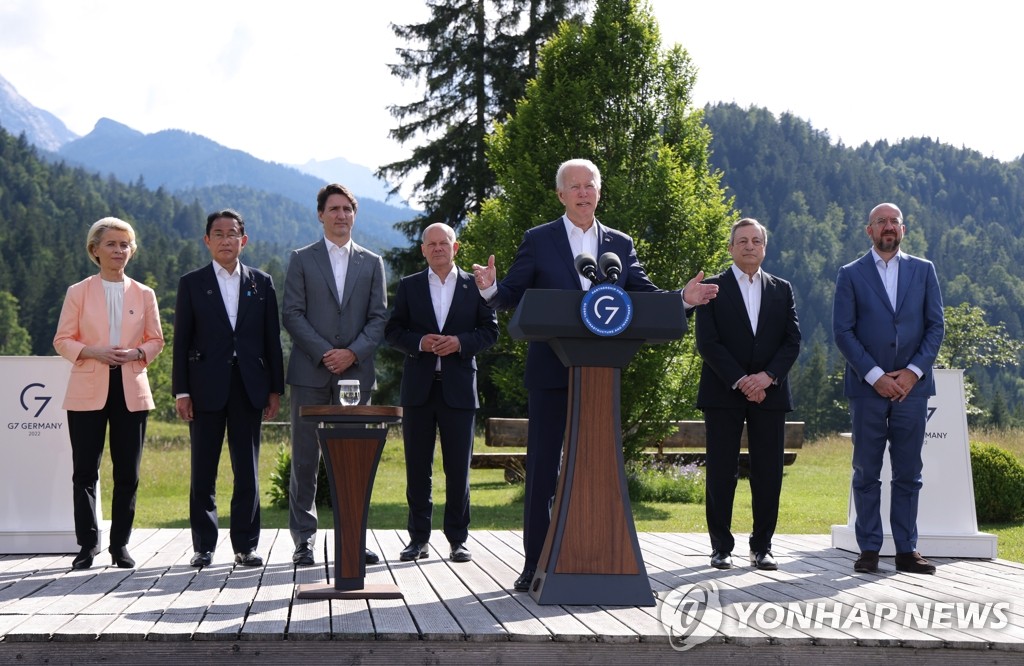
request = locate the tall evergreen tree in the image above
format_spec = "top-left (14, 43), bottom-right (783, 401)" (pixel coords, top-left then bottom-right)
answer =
top-left (377, 0), bottom-right (587, 278)
top-left (460, 0), bottom-right (733, 459)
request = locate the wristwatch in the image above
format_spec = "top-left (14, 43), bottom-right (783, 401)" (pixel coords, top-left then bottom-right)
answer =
top-left (136, 348), bottom-right (144, 361)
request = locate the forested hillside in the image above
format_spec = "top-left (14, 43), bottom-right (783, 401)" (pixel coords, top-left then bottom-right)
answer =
top-left (5, 104), bottom-right (1024, 429)
top-left (703, 103), bottom-right (1024, 423)
top-left (0, 128), bottom-right (287, 357)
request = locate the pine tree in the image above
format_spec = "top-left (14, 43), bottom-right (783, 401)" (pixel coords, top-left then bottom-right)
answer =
top-left (377, 0), bottom-right (587, 279)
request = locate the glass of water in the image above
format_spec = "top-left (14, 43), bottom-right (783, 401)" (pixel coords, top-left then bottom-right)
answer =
top-left (337, 379), bottom-right (361, 406)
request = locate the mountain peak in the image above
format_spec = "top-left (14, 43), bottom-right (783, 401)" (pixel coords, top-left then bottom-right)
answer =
top-left (0, 72), bottom-right (79, 151)
top-left (91, 117), bottom-right (144, 138)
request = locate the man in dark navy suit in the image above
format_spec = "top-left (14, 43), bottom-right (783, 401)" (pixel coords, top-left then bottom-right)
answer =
top-left (173, 209), bottom-right (285, 568)
top-left (695, 218), bottom-right (801, 572)
top-left (833, 202), bottom-right (944, 575)
top-left (472, 158), bottom-right (719, 592)
top-left (385, 223), bottom-right (498, 564)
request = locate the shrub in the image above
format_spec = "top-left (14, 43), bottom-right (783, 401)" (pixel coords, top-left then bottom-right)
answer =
top-left (267, 444), bottom-right (333, 509)
top-left (971, 442), bottom-right (1024, 522)
top-left (626, 458), bottom-right (705, 504)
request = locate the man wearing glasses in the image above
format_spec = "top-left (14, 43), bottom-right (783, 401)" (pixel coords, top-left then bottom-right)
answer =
top-left (833, 202), bottom-right (945, 575)
top-left (173, 209), bottom-right (285, 568)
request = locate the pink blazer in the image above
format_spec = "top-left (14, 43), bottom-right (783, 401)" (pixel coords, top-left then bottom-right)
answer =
top-left (53, 275), bottom-right (165, 412)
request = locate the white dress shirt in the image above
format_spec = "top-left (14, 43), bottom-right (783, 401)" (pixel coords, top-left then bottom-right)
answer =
top-left (326, 236), bottom-right (351, 304)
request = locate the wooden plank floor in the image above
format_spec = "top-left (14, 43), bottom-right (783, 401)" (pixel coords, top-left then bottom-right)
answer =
top-left (0, 529), bottom-right (1022, 664)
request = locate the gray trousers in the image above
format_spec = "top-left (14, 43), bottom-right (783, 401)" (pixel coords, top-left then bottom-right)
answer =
top-left (288, 384), bottom-right (333, 548)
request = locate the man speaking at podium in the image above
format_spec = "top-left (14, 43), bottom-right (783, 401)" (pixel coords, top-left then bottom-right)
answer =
top-left (472, 158), bottom-right (718, 592)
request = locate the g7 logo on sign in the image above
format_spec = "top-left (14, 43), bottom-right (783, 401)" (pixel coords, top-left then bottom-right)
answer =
top-left (658, 581), bottom-right (723, 652)
top-left (20, 383), bottom-right (53, 418)
top-left (580, 284), bottom-right (633, 337)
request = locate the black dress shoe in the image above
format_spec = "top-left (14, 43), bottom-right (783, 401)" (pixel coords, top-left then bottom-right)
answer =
top-left (109, 546), bottom-right (135, 569)
top-left (895, 551), bottom-right (936, 574)
top-left (449, 543), bottom-right (471, 563)
top-left (71, 546), bottom-right (101, 570)
top-left (234, 550), bottom-right (264, 567)
top-left (513, 568), bottom-right (535, 592)
top-left (710, 550), bottom-right (733, 570)
top-left (293, 543), bottom-right (315, 566)
top-left (854, 550), bottom-right (879, 573)
top-left (400, 541), bottom-right (430, 562)
top-left (190, 551), bottom-right (213, 567)
top-left (365, 548), bottom-right (380, 564)
top-left (750, 550), bottom-right (778, 571)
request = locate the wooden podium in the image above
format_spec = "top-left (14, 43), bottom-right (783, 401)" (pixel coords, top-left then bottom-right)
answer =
top-left (296, 405), bottom-right (402, 600)
top-left (509, 289), bottom-right (686, 606)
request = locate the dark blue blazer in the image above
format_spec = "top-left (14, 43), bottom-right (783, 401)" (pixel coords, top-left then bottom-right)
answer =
top-left (695, 268), bottom-right (801, 411)
top-left (488, 218), bottom-right (662, 390)
top-left (833, 250), bottom-right (944, 399)
top-left (385, 267), bottom-right (498, 409)
top-left (172, 262), bottom-right (285, 411)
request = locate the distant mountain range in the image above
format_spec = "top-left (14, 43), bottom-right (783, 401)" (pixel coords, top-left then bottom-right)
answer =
top-left (0, 73), bottom-right (413, 253)
top-left (0, 74), bottom-right (78, 151)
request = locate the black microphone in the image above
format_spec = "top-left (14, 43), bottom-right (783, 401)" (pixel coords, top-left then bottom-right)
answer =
top-left (598, 252), bottom-right (622, 283)
top-left (574, 253), bottom-right (599, 285)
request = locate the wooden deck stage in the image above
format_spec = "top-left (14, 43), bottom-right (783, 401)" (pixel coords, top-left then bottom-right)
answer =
top-left (1, 529), bottom-right (1022, 664)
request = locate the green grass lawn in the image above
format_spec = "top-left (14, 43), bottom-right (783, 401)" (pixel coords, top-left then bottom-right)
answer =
top-left (106, 421), bottom-right (1024, 563)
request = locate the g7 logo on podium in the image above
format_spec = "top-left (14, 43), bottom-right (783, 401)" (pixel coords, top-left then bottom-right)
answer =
top-left (580, 284), bottom-right (633, 337)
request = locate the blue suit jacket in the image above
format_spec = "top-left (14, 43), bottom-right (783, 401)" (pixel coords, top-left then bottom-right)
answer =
top-left (488, 218), bottom-right (662, 390)
top-left (833, 250), bottom-right (944, 399)
top-left (385, 266), bottom-right (498, 409)
top-left (172, 262), bottom-right (285, 411)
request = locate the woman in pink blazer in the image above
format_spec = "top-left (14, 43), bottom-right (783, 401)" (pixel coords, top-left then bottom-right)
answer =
top-left (53, 217), bottom-right (164, 570)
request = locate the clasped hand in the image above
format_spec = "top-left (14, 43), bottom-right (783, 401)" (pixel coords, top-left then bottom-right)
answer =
top-left (422, 333), bottom-right (460, 356)
top-left (874, 368), bottom-right (918, 402)
top-left (737, 372), bottom-right (771, 404)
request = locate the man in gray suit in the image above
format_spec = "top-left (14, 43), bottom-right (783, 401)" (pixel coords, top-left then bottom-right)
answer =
top-left (283, 183), bottom-right (388, 566)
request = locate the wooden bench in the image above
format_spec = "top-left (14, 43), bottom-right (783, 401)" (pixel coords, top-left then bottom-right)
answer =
top-left (471, 418), bottom-right (805, 482)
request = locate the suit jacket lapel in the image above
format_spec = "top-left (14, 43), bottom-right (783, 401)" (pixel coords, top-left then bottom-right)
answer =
top-left (311, 239), bottom-right (342, 305)
top-left (200, 264), bottom-right (233, 330)
top-left (894, 253), bottom-right (912, 314)
top-left (754, 272), bottom-right (771, 336)
top-left (857, 252), bottom-right (893, 312)
top-left (118, 278), bottom-right (138, 344)
top-left (341, 243), bottom-right (364, 309)
top-left (549, 220), bottom-right (580, 287)
top-left (412, 270), bottom-right (438, 332)
top-left (236, 264), bottom-right (254, 327)
top-left (443, 268), bottom-right (473, 332)
top-left (720, 270), bottom-right (754, 337)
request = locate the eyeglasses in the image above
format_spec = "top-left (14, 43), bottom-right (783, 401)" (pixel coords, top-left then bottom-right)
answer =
top-left (871, 217), bottom-right (902, 228)
top-left (209, 232), bottom-right (243, 241)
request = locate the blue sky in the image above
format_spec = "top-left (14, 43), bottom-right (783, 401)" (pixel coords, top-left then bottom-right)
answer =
top-left (1, 0), bottom-right (1019, 182)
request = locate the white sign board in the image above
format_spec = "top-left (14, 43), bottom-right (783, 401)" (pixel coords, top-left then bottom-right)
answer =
top-left (832, 369), bottom-right (998, 557)
top-left (0, 356), bottom-right (102, 553)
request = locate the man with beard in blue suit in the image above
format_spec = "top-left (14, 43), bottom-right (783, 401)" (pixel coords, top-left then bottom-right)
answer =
top-left (472, 158), bottom-right (719, 592)
top-left (833, 202), bottom-right (944, 575)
